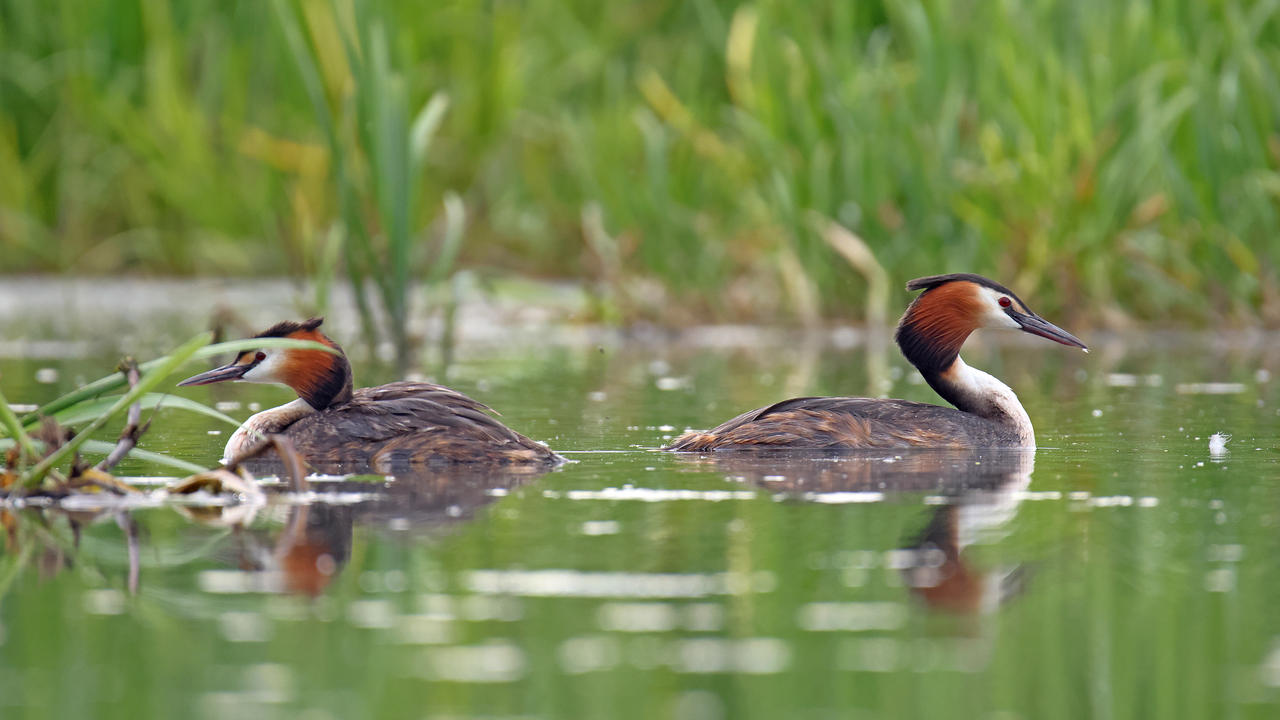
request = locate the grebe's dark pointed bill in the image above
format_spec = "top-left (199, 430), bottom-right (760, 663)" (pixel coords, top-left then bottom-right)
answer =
top-left (178, 362), bottom-right (252, 387)
top-left (1008, 311), bottom-right (1088, 351)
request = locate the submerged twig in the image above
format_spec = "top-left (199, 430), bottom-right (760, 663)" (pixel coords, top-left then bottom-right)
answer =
top-left (274, 505), bottom-right (310, 573)
top-left (268, 435), bottom-right (310, 493)
top-left (116, 512), bottom-right (140, 595)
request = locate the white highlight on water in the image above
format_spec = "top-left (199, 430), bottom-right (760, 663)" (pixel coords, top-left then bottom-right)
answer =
top-left (671, 638), bottom-right (790, 674)
top-left (1176, 382), bottom-right (1246, 395)
top-left (464, 569), bottom-right (776, 598)
top-left (597, 602), bottom-right (678, 632)
top-left (655, 377), bottom-right (690, 391)
top-left (802, 491), bottom-right (886, 504)
top-left (581, 520), bottom-right (621, 535)
top-left (543, 488), bottom-right (757, 502)
top-left (218, 611), bottom-right (273, 643)
top-left (1105, 373), bottom-right (1162, 387)
top-left (797, 602), bottom-right (907, 632)
top-left (83, 589), bottom-right (127, 615)
top-left (416, 643), bottom-right (526, 682)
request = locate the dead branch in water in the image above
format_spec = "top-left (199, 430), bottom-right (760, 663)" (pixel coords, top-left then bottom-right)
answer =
top-left (97, 360), bottom-right (148, 473)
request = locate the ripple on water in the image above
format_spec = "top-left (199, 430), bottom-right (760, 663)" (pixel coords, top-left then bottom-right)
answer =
top-left (463, 569), bottom-right (777, 598)
top-left (543, 487), bottom-right (757, 502)
top-left (416, 643), bottom-right (526, 683)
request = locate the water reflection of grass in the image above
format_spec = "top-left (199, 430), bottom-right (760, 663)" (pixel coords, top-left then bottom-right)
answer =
top-left (1, 1), bottom-right (1273, 328)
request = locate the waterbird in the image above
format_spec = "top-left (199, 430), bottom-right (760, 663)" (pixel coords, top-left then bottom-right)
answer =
top-left (178, 318), bottom-right (562, 469)
top-left (666, 274), bottom-right (1087, 451)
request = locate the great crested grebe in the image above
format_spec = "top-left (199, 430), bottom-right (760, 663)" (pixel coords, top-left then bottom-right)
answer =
top-left (178, 318), bottom-right (562, 469)
top-left (666, 273), bottom-right (1087, 451)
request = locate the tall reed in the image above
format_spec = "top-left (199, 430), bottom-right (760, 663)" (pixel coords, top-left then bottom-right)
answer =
top-left (1, 0), bottom-right (1276, 325)
top-left (272, 0), bottom-right (457, 366)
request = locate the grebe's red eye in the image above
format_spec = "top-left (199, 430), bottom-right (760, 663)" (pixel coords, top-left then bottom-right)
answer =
top-left (998, 297), bottom-right (1012, 308)
top-left (254, 351), bottom-right (266, 362)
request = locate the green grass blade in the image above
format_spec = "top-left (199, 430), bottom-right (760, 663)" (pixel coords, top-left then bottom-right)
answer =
top-left (270, 0), bottom-right (338, 146)
top-left (23, 331), bottom-right (213, 487)
top-left (19, 337), bottom-right (335, 425)
top-left (43, 393), bottom-right (241, 430)
top-left (410, 92), bottom-right (450, 168)
top-left (427, 191), bottom-right (466, 285)
top-left (0, 385), bottom-right (39, 461)
top-left (0, 438), bottom-right (209, 475)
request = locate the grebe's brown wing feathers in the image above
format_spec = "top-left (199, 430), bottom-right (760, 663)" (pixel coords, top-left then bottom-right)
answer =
top-left (666, 396), bottom-right (1022, 450)
top-left (353, 381), bottom-right (496, 415)
top-left (285, 382), bottom-right (559, 468)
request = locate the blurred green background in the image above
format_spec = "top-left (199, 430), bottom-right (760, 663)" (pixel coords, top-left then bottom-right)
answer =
top-left (1, 0), bottom-right (1278, 326)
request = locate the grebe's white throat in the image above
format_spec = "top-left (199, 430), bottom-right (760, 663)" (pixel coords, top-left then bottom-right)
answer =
top-left (933, 356), bottom-right (1035, 448)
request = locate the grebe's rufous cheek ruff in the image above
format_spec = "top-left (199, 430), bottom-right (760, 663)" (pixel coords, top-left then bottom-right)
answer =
top-left (666, 273), bottom-right (1087, 451)
top-left (178, 318), bottom-right (563, 470)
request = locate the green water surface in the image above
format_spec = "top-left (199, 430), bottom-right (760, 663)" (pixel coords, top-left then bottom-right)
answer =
top-left (1, 330), bottom-right (1278, 719)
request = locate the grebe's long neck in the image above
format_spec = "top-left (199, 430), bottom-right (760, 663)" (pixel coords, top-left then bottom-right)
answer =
top-left (290, 349), bottom-right (353, 410)
top-left (921, 357), bottom-right (1035, 448)
top-left (894, 296), bottom-right (1034, 446)
top-left (222, 398), bottom-right (317, 464)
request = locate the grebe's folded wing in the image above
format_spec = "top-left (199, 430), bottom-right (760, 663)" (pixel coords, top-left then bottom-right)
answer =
top-left (284, 382), bottom-right (556, 466)
top-left (332, 382), bottom-right (529, 443)
top-left (669, 396), bottom-right (1018, 450)
top-left (354, 382), bottom-right (495, 414)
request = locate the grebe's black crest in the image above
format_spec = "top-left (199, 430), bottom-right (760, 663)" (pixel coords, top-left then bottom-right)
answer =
top-left (255, 316), bottom-right (326, 339)
top-left (906, 273), bottom-right (1022, 302)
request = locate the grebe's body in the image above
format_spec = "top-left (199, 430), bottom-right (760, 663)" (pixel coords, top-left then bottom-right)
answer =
top-left (179, 319), bottom-right (561, 469)
top-left (666, 274), bottom-right (1086, 452)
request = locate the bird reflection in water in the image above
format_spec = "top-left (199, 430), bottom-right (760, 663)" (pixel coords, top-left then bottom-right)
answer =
top-left (207, 463), bottom-right (550, 597)
top-left (898, 474), bottom-right (1030, 615)
top-left (680, 448), bottom-right (1034, 615)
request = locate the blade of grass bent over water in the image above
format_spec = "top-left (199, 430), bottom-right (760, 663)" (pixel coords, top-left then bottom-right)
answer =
top-left (23, 332), bottom-right (212, 487)
top-left (49, 394), bottom-right (241, 430)
top-left (78, 440), bottom-right (208, 474)
top-left (18, 337), bottom-right (336, 427)
top-left (0, 438), bottom-right (208, 475)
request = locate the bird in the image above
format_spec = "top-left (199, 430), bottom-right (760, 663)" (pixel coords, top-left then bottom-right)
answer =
top-left (665, 273), bottom-right (1087, 451)
top-left (177, 318), bottom-right (562, 470)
